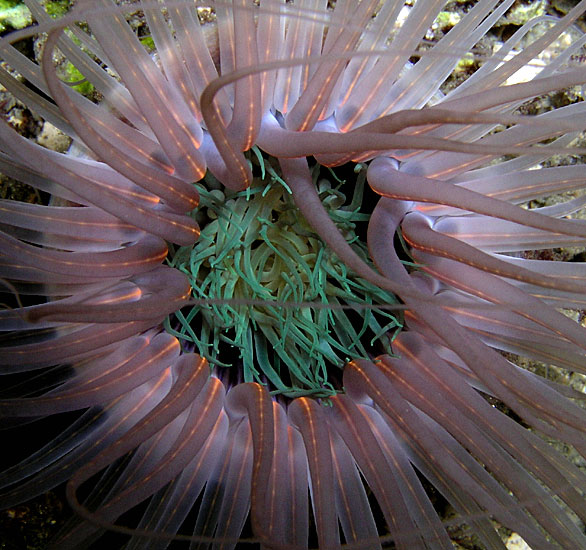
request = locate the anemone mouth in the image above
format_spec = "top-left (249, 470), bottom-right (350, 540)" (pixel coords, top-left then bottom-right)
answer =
top-left (165, 153), bottom-right (404, 400)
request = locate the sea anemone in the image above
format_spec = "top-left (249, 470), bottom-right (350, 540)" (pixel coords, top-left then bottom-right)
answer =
top-left (1, 0), bottom-right (586, 549)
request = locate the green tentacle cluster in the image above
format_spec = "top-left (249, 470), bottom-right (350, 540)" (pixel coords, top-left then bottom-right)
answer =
top-left (165, 154), bottom-right (402, 399)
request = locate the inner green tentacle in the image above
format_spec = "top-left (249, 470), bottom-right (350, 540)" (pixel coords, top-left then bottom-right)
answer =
top-left (165, 153), bottom-right (403, 399)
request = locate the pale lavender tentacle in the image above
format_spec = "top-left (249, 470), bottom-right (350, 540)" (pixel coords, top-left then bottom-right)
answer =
top-left (0, 369), bottom-right (173, 507)
top-left (0, 333), bottom-right (180, 416)
top-left (224, 383), bottom-right (274, 543)
top-left (289, 397), bottom-right (340, 550)
top-left (368, 157), bottom-right (586, 240)
top-left (330, 393), bottom-right (425, 550)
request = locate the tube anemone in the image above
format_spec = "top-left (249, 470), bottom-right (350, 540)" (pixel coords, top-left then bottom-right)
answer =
top-left (1, 1), bottom-right (586, 549)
